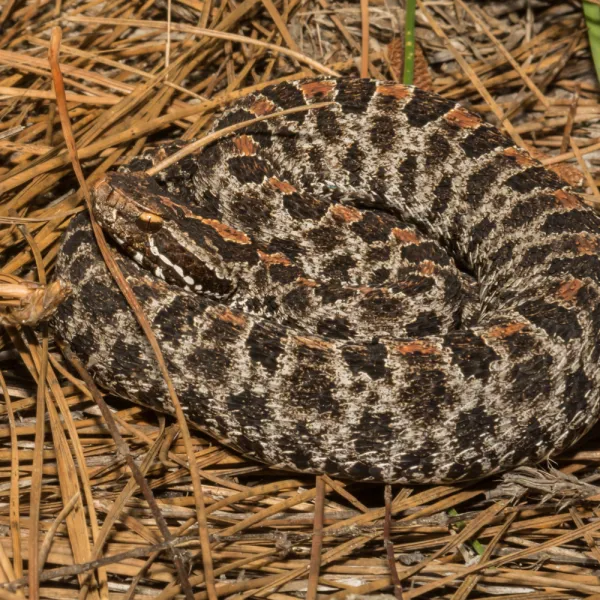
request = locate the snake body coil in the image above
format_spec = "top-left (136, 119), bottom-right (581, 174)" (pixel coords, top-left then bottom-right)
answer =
top-left (53, 78), bottom-right (600, 483)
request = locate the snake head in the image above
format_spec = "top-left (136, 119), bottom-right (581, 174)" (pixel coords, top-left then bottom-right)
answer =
top-left (90, 170), bottom-right (237, 298)
top-left (91, 171), bottom-right (184, 233)
top-left (90, 169), bottom-right (190, 274)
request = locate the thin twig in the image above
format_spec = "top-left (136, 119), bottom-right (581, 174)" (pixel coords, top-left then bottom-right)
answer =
top-left (384, 485), bottom-right (403, 599)
top-left (360, 0), bottom-right (370, 77)
top-left (64, 15), bottom-right (341, 77)
top-left (48, 27), bottom-right (198, 600)
top-left (306, 477), bottom-right (326, 600)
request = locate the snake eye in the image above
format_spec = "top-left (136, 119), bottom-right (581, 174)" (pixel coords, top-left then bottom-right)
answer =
top-left (136, 212), bottom-right (164, 233)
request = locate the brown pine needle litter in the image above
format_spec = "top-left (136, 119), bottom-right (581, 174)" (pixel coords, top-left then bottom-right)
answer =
top-left (2, 0), bottom-right (600, 598)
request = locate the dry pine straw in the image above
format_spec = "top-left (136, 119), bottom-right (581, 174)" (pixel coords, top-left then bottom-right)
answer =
top-left (2, 0), bottom-right (600, 599)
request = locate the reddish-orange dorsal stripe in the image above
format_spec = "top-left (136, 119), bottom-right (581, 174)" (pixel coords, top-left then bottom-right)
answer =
top-left (555, 189), bottom-right (581, 210)
top-left (419, 261), bottom-right (436, 275)
top-left (301, 80), bottom-right (336, 99)
top-left (329, 204), bottom-right (362, 223)
top-left (268, 177), bottom-right (297, 194)
top-left (392, 228), bottom-right (420, 244)
top-left (297, 277), bottom-right (318, 288)
top-left (574, 233), bottom-right (598, 255)
top-left (503, 146), bottom-right (537, 167)
top-left (375, 84), bottom-right (411, 100)
top-left (444, 106), bottom-right (481, 129)
top-left (202, 218), bottom-right (251, 244)
top-left (487, 322), bottom-right (527, 339)
top-left (395, 341), bottom-right (439, 355)
top-left (250, 98), bottom-right (276, 116)
top-left (217, 308), bottom-right (246, 327)
top-left (233, 134), bottom-right (257, 156)
top-left (558, 279), bottom-right (584, 303)
top-left (257, 250), bottom-right (291, 266)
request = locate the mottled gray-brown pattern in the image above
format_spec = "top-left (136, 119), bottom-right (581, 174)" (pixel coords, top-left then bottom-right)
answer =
top-left (52, 78), bottom-right (600, 483)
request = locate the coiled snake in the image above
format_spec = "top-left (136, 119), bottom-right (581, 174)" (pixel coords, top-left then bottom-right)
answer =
top-left (52, 77), bottom-right (600, 483)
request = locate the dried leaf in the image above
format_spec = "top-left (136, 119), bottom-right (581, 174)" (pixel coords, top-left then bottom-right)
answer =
top-left (0, 280), bottom-right (70, 326)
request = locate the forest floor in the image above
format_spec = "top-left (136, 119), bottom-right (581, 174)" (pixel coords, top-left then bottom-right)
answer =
top-left (2, 0), bottom-right (600, 598)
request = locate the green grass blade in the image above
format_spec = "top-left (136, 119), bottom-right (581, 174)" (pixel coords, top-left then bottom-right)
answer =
top-left (583, 1), bottom-right (600, 84)
top-left (403, 0), bottom-right (417, 85)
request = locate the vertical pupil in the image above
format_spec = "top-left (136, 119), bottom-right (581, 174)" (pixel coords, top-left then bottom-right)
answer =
top-left (137, 212), bottom-right (163, 233)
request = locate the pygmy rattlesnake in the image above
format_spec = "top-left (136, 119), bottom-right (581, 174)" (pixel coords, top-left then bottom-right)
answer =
top-left (52, 77), bottom-right (600, 483)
